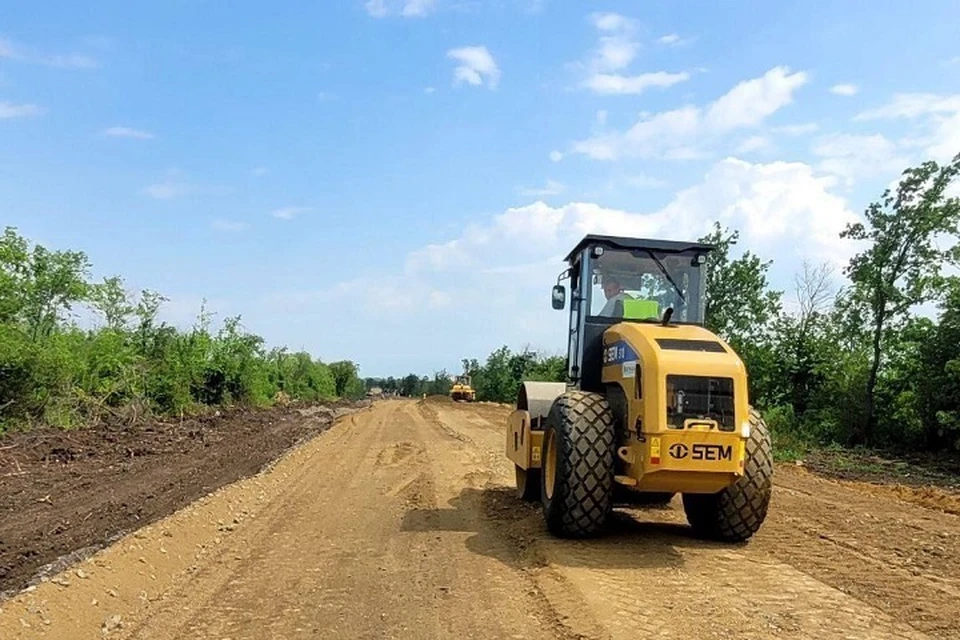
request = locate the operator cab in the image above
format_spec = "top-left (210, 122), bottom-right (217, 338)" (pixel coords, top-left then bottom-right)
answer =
top-left (551, 234), bottom-right (713, 392)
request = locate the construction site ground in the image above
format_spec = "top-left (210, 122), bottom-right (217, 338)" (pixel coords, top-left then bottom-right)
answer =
top-left (1, 397), bottom-right (959, 639)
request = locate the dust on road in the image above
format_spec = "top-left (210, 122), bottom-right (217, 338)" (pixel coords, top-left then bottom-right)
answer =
top-left (1, 399), bottom-right (959, 639)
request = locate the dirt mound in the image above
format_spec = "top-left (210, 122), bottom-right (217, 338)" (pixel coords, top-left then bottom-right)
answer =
top-left (0, 401), bottom-right (364, 597)
top-left (843, 481), bottom-right (960, 516)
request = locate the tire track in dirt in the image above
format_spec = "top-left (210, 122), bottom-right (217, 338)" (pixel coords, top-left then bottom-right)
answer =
top-left (751, 472), bottom-right (960, 637)
top-left (408, 400), bottom-right (607, 639)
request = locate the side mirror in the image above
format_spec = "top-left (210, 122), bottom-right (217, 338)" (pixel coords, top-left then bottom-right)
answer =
top-left (551, 285), bottom-right (566, 310)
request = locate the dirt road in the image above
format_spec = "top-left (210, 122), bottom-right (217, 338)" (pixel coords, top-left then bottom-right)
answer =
top-left (2, 399), bottom-right (959, 639)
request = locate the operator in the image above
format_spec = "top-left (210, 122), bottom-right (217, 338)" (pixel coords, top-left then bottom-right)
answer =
top-left (598, 275), bottom-right (632, 317)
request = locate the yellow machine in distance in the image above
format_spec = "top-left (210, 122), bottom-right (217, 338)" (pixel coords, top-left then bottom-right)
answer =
top-left (450, 375), bottom-right (476, 402)
top-left (506, 234), bottom-right (773, 541)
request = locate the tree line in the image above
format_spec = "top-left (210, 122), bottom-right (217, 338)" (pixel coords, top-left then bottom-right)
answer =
top-left (5, 153), bottom-right (959, 456)
top-left (706, 155), bottom-right (960, 453)
top-left (375, 154), bottom-right (960, 456)
top-left (364, 348), bottom-right (566, 401)
top-left (0, 231), bottom-right (366, 431)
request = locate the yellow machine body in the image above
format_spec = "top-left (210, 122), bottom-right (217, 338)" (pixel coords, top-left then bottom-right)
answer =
top-left (506, 322), bottom-right (751, 495)
top-left (450, 376), bottom-right (476, 402)
top-left (506, 410), bottom-right (544, 469)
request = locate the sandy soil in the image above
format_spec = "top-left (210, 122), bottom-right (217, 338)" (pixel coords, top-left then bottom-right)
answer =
top-left (1, 398), bottom-right (959, 639)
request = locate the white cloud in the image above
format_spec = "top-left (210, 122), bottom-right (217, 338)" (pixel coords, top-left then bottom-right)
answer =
top-left (704, 66), bottom-right (809, 131)
top-left (581, 11), bottom-right (690, 98)
top-left (364, 0), bottom-right (389, 16)
top-left (576, 14), bottom-right (693, 97)
top-left (0, 101), bottom-right (43, 119)
top-left (104, 126), bottom-right (155, 140)
top-left (812, 133), bottom-right (908, 185)
top-left (830, 83), bottom-right (859, 96)
top-left (0, 37), bottom-right (97, 69)
top-left (658, 33), bottom-right (693, 46)
top-left (853, 93), bottom-right (960, 163)
top-left (142, 183), bottom-right (191, 200)
top-left (549, 150), bottom-right (564, 163)
top-left (595, 37), bottom-right (638, 72)
top-left (408, 158), bottom-right (857, 275)
top-left (572, 106), bottom-right (699, 160)
top-left (590, 12), bottom-right (634, 33)
top-left (211, 219), bottom-right (249, 232)
top-left (571, 66), bottom-right (809, 161)
top-left (591, 13), bottom-right (637, 69)
top-left (251, 167), bottom-right (269, 177)
top-left (774, 122), bottom-right (820, 136)
top-left (428, 290), bottom-right (453, 308)
top-left (518, 179), bottom-right (566, 197)
top-left (401, 0), bottom-right (437, 15)
top-left (365, 0), bottom-right (437, 18)
top-left (584, 71), bottom-right (690, 95)
top-left (447, 46), bottom-right (500, 89)
top-left (141, 171), bottom-right (230, 200)
top-left (736, 135), bottom-right (773, 154)
top-left (393, 158), bottom-right (859, 362)
top-left (270, 206), bottom-right (311, 220)
top-left (424, 86), bottom-right (437, 94)
top-left (854, 93), bottom-right (960, 121)
top-left (624, 174), bottom-right (668, 189)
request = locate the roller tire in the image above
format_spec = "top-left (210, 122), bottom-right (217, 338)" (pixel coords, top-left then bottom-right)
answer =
top-left (682, 408), bottom-right (773, 542)
top-left (515, 465), bottom-right (541, 502)
top-left (541, 391), bottom-right (616, 538)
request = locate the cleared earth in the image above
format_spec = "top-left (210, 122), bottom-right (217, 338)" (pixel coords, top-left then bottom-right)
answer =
top-left (2, 398), bottom-right (960, 639)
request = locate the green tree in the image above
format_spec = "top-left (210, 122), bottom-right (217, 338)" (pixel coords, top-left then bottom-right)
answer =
top-left (699, 223), bottom-right (782, 346)
top-left (914, 279), bottom-right (960, 449)
top-left (0, 227), bottom-right (30, 323)
top-left (20, 241), bottom-right (91, 340)
top-left (329, 360), bottom-right (364, 398)
top-left (89, 276), bottom-right (136, 331)
top-left (425, 370), bottom-right (453, 396)
top-left (698, 223), bottom-right (782, 406)
top-left (770, 262), bottom-right (835, 414)
top-left (399, 373), bottom-right (421, 397)
top-left (476, 346), bottom-right (517, 403)
top-left (524, 354), bottom-right (566, 382)
top-left (841, 153), bottom-right (960, 443)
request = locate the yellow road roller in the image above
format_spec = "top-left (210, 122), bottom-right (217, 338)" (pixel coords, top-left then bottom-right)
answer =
top-left (506, 234), bottom-right (772, 541)
top-left (450, 375), bottom-right (476, 402)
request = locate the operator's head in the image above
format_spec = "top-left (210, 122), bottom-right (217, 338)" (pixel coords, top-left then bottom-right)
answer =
top-left (602, 275), bottom-right (623, 300)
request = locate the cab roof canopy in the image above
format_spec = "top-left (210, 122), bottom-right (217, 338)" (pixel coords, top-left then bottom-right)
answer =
top-left (564, 234), bottom-right (715, 263)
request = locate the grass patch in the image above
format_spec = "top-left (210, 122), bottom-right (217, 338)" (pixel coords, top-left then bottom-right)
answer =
top-left (804, 446), bottom-right (960, 490)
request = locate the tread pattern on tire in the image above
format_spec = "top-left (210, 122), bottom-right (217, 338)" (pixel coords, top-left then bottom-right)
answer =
top-left (542, 390), bottom-right (616, 538)
top-left (682, 407), bottom-right (773, 542)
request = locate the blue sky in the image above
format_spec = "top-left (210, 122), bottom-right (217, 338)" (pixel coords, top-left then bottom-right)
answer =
top-left (2, 0), bottom-right (959, 377)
